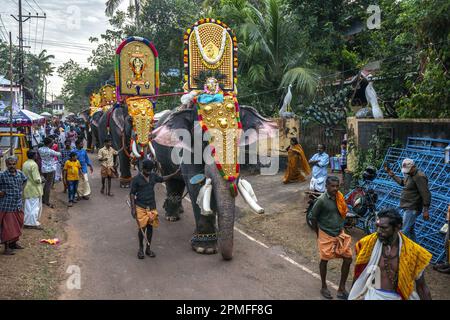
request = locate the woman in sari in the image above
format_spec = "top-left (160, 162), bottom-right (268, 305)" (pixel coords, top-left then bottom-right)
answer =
top-left (283, 138), bottom-right (311, 184)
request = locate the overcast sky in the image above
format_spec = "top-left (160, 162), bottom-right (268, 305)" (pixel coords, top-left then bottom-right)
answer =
top-left (2, 0), bottom-right (128, 100)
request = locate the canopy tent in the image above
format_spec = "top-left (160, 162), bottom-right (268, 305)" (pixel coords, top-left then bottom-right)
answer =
top-left (0, 104), bottom-right (45, 127)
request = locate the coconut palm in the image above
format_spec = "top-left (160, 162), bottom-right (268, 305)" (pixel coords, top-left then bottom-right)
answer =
top-left (105, 0), bottom-right (145, 31)
top-left (222, 0), bottom-right (318, 97)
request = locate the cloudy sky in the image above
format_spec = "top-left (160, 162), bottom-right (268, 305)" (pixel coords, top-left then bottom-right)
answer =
top-left (2, 0), bottom-right (128, 100)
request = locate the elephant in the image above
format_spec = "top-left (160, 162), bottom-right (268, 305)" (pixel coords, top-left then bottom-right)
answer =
top-left (80, 109), bottom-right (104, 153)
top-left (97, 103), bottom-right (157, 187)
top-left (152, 105), bottom-right (277, 260)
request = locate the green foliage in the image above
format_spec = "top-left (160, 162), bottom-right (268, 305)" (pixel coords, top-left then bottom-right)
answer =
top-left (349, 133), bottom-right (402, 181)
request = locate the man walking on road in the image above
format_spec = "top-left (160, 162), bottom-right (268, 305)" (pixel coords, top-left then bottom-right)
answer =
top-left (130, 160), bottom-right (179, 259)
top-left (98, 138), bottom-right (120, 196)
top-left (0, 156), bottom-right (28, 255)
top-left (75, 139), bottom-right (93, 200)
top-left (22, 150), bottom-right (43, 230)
top-left (384, 158), bottom-right (431, 241)
top-left (349, 208), bottom-right (432, 300)
top-left (310, 176), bottom-right (353, 300)
top-left (39, 137), bottom-right (61, 208)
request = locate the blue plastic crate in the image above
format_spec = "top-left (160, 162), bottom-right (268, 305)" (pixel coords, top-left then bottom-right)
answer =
top-left (345, 143), bottom-right (450, 264)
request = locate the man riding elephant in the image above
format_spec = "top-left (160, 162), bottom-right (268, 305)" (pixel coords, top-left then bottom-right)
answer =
top-left (152, 19), bottom-right (278, 260)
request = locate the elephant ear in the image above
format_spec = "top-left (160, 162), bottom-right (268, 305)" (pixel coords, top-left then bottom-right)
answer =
top-left (239, 105), bottom-right (278, 146)
top-left (152, 108), bottom-right (196, 149)
top-left (91, 110), bottom-right (103, 127)
top-left (111, 107), bottom-right (125, 133)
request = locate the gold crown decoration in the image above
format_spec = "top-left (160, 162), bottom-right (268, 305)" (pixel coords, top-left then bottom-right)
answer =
top-left (184, 18), bottom-right (238, 92)
top-left (126, 96), bottom-right (154, 146)
top-left (100, 84), bottom-right (117, 107)
top-left (115, 37), bottom-right (159, 98)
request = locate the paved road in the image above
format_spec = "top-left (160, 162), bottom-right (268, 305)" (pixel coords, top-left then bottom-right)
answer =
top-left (58, 157), bottom-right (326, 299)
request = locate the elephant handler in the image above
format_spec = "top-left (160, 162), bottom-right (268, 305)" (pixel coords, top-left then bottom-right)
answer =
top-left (98, 138), bottom-right (121, 196)
top-left (129, 159), bottom-right (180, 259)
top-left (310, 175), bottom-right (353, 300)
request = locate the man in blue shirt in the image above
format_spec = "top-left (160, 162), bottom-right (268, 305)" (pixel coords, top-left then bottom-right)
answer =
top-left (74, 139), bottom-right (93, 200)
top-left (309, 144), bottom-right (330, 193)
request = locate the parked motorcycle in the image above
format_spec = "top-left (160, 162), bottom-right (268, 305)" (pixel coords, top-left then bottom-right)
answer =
top-left (305, 166), bottom-right (378, 234)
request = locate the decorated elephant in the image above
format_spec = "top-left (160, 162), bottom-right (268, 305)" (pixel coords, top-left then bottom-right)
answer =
top-left (152, 102), bottom-right (277, 260)
top-left (80, 108), bottom-right (104, 152)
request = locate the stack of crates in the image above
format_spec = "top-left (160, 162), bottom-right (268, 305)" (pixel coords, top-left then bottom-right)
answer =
top-left (346, 137), bottom-right (450, 264)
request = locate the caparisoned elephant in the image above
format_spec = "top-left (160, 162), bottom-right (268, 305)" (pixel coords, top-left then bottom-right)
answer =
top-left (98, 103), bottom-right (159, 187)
top-left (152, 105), bottom-right (277, 260)
top-left (98, 104), bottom-right (133, 187)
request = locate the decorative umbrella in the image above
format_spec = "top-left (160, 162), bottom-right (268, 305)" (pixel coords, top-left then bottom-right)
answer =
top-left (0, 104), bottom-right (46, 127)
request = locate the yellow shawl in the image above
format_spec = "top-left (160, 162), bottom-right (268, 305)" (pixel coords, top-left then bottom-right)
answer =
top-left (354, 232), bottom-right (432, 299)
top-left (291, 144), bottom-right (311, 175)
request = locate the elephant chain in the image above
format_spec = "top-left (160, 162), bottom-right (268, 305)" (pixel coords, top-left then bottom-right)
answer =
top-left (191, 233), bottom-right (218, 242)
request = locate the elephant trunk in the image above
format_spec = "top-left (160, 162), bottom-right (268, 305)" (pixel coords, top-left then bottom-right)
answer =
top-left (205, 163), bottom-right (235, 260)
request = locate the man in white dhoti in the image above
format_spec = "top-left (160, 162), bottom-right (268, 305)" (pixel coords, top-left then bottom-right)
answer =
top-left (349, 208), bottom-right (432, 300)
top-left (308, 144), bottom-right (329, 192)
top-left (22, 150), bottom-right (43, 230)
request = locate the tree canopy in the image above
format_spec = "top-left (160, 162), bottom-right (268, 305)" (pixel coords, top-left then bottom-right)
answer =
top-left (56, 0), bottom-right (448, 119)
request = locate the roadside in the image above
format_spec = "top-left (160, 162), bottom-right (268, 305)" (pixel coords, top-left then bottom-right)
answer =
top-left (235, 170), bottom-right (450, 300)
top-left (0, 184), bottom-right (69, 300)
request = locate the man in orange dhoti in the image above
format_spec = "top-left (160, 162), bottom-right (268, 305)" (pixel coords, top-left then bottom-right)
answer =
top-left (310, 176), bottom-right (352, 299)
top-left (283, 138), bottom-right (311, 184)
top-left (130, 160), bottom-right (179, 259)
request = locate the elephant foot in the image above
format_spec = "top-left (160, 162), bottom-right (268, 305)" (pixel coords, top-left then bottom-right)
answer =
top-left (165, 215), bottom-right (180, 222)
top-left (191, 234), bottom-right (218, 255)
top-left (120, 177), bottom-right (132, 188)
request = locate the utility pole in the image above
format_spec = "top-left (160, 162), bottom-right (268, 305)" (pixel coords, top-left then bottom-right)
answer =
top-left (11, 0), bottom-right (46, 110)
top-left (9, 32), bottom-right (14, 156)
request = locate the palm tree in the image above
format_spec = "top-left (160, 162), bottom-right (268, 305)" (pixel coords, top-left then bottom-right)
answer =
top-left (222, 0), bottom-right (318, 97)
top-left (105, 0), bottom-right (145, 31)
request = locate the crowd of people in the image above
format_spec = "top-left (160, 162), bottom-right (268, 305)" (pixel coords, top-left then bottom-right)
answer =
top-left (0, 120), bottom-right (448, 300)
top-left (0, 119), bottom-right (120, 255)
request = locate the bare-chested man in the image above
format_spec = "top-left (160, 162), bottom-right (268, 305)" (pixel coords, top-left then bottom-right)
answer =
top-left (349, 208), bottom-right (432, 300)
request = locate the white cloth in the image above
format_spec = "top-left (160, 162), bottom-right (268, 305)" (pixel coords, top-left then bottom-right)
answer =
top-left (55, 162), bottom-right (62, 181)
top-left (24, 197), bottom-right (42, 226)
top-left (310, 176), bottom-right (326, 192)
top-left (77, 173), bottom-right (91, 197)
top-left (348, 234), bottom-right (421, 300)
top-left (309, 152), bottom-right (329, 192)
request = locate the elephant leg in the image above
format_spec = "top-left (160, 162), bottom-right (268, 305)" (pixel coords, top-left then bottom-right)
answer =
top-left (163, 178), bottom-right (185, 222)
top-left (119, 151), bottom-right (132, 188)
top-left (181, 164), bottom-right (218, 255)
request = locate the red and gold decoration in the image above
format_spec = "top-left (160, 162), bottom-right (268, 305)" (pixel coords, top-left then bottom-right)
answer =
top-left (115, 36), bottom-right (159, 98)
top-left (184, 18), bottom-right (237, 92)
top-left (186, 19), bottom-right (241, 197)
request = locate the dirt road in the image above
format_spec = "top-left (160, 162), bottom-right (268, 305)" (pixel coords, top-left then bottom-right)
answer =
top-left (58, 160), bottom-right (331, 300)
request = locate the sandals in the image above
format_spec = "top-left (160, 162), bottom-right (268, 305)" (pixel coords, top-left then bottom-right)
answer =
top-left (320, 288), bottom-right (333, 300)
top-left (145, 248), bottom-right (156, 258)
top-left (336, 290), bottom-right (349, 300)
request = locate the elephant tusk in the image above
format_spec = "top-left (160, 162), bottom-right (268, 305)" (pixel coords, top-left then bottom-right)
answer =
top-left (239, 179), bottom-right (258, 203)
top-left (238, 180), bottom-right (264, 214)
top-left (148, 141), bottom-right (156, 159)
top-left (196, 178), bottom-right (213, 216)
top-left (132, 140), bottom-right (141, 158)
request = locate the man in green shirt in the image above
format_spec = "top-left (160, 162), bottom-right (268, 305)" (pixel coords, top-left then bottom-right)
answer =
top-left (23, 150), bottom-right (43, 230)
top-left (310, 176), bottom-right (353, 300)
